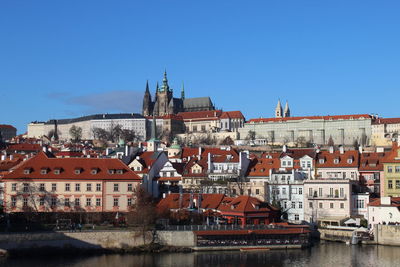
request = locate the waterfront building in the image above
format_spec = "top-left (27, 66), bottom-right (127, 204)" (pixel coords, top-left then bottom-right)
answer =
top-left (359, 148), bottom-right (387, 195)
top-left (238, 114), bottom-right (372, 146)
top-left (368, 197), bottom-right (400, 228)
top-left (2, 151), bottom-right (142, 213)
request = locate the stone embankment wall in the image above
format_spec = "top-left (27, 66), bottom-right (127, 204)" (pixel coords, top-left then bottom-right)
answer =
top-left (319, 229), bottom-right (353, 242)
top-left (374, 225), bottom-right (400, 246)
top-left (0, 230), bottom-right (196, 251)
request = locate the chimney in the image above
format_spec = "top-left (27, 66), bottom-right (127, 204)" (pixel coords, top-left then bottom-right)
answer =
top-left (42, 146), bottom-right (48, 153)
top-left (198, 147), bottom-right (202, 159)
top-left (1, 155), bottom-right (5, 161)
top-left (282, 145), bottom-right (287, 153)
top-left (125, 145), bottom-right (129, 156)
top-left (376, 147), bottom-right (384, 153)
top-left (9, 154), bottom-right (13, 161)
top-left (381, 196), bottom-right (391, 205)
top-left (329, 146), bottom-right (334, 154)
top-left (208, 153), bottom-right (212, 172)
top-left (359, 145), bottom-right (363, 154)
top-left (339, 146), bottom-right (344, 154)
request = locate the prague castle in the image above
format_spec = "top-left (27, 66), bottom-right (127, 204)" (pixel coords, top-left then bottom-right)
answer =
top-left (142, 71), bottom-right (215, 116)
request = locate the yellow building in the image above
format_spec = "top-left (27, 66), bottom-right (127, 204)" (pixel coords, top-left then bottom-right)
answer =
top-left (382, 144), bottom-right (400, 197)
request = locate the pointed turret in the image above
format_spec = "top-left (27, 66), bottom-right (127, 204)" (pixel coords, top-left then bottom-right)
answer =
top-left (284, 101), bottom-right (290, 117)
top-left (275, 99), bottom-right (283, 118)
top-left (181, 82), bottom-right (185, 100)
top-left (161, 70), bottom-right (169, 92)
top-left (142, 80), bottom-right (153, 116)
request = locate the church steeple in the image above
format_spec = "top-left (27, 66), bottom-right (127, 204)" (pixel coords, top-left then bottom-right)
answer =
top-left (284, 101), bottom-right (290, 118)
top-left (161, 70), bottom-right (170, 92)
top-left (181, 82), bottom-right (185, 100)
top-left (275, 99), bottom-right (283, 118)
top-left (142, 80), bottom-right (152, 116)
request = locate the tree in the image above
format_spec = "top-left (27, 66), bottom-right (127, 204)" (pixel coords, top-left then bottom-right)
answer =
top-left (353, 139), bottom-right (360, 150)
top-left (92, 127), bottom-right (108, 141)
top-left (328, 136), bottom-right (335, 147)
top-left (246, 130), bottom-right (256, 141)
top-left (296, 136), bottom-right (307, 147)
top-left (128, 187), bottom-right (158, 245)
top-left (220, 136), bottom-right (234, 146)
top-left (47, 129), bottom-right (60, 141)
top-left (69, 125), bottom-right (82, 142)
top-left (120, 129), bottom-right (138, 143)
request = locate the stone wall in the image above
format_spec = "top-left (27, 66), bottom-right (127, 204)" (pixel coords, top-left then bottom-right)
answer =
top-left (374, 225), bottom-right (400, 246)
top-left (0, 230), bottom-right (196, 251)
top-left (319, 229), bottom-right (353, 242)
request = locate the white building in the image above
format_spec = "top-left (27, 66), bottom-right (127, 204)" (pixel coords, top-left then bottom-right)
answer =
top-left (368, 197), bottom-right (400, 229)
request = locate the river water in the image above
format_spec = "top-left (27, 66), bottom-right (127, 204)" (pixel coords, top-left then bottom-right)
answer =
top-left (1, 242), bottom-right (399, 267)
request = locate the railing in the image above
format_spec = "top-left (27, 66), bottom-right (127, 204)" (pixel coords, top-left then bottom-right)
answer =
top-left (158, 224), bottom-right (289, 231)
top-left (306, 194), bottom-right (347, 200)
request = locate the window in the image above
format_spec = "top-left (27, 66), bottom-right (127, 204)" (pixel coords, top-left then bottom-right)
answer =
top-left (75, 198), bottom-right (80, 206)
top-left (256, 189), bottom-right (260, 195)
top-left (193, 126), bottom-right (197, 132)
top-left (40, 183), bottom-right (45, 191)
top-left (12, 183), bottom-right (17, 192)
top-left (396, 180), bottom-right (400, 189)
top-left (356, 200), bottom-right (364, 209)
top-left (23, 183), bottom-right (29, 192)
top-left (388, 166), bottom-right (393, 173)
top-left (318, 188), bottom-right (322, 197)
top-left (128, 184), bottom-right (133, 192)
top-left (41, 169), bottom-right (48, 175)
top-left (65, 183), bottom-right (70, 191)
top-left (307, 162), bottom-right (311, 168)
top-left (330, 203), bottom-right (334, 209)
top-left (282, 161), bottom-right (286, 166)
top-left (347, 158), bottom-right (353, 164)
top-left (96, 183), bottom-right (101, 192)
top-left (86, 183), bottom-right (92, 192)
top-left (282, 188), bottom-right (286, 195)
top-left (11, 197), bottom-right (16, 207)
top-left (299, 202), bottom-right (303, 209)
top-left (54, 169), bottom-right (60, 175)
top-left (91, 169), bottom-right (98, 175)
top-left (340, 203), bottom-right (344, 209)
top-left (309, 202), bottom-right (313, 208)
top-left (299, 188), bottom-right (303, 195)
top-left (23, 198), bottom-right (28, 207)
top-left (340, 188), bottom-right (344, 197)
top-left (40, 197), bottom-right (45, 206)
top-left (319, 203), bottom-right (323, 209)
top-left (232, 189), bottom-right (237, 195)
top-left (114, 183), bottom-right (119, 192)
top-left (248, 189), bottom-right (251, 195)
top-left (319, 159), bottom-right (324, 164)
top-left (291, 202), bottom-right (296, 209)
top-left (396, 166), bottom-right (400, 173)
top-left (51, 197), bottom-right (57, 206)
top-left (86, 198), bottom-right (91, 206)
top-left (309, 188), bottom-right (313, 196)
top-left (201, 125), bottom-right (206, 132)
top-left (65, 198), bottom-right (70, 207)
top-left (75, 169), bottom-right (81, 175)
top-left (127, 198), bottom-right (133, 206)
top-left (113, 198), bottom-right (119, 207)
top-left (75, 183), bottom-right (81, 192)
top-left (334, 158), bottom-right (339, 164)
top-left (96, 198), bottom-right (101, 206)
top-left (24, 169), bottom-right (31, 175)
top-left (295, 214), bottom-right (299, 221)
top-left (389, 180), bottom-right (393, 189)
top-left (51, 183), bottom-right (57, 192)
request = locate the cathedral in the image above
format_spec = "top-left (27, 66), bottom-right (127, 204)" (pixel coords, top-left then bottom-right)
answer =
top-left (275, 99), bottom-right (290, 118)
top-left (142, 71), bottom-right (215, 116)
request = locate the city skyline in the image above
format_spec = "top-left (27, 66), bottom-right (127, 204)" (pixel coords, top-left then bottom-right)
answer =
top-left (1, 1), bottom-right (400, 133)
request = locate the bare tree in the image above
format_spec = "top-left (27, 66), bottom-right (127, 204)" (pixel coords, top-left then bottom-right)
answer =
top-left (328, 136), bottom-right (335, 147)
top-left (120, 129), bottom-right (138, 143)
top-left (220, 136), bottom-right (234, 146)
top-left (69, 125), bottom-right (82, 142)
top-left (296, 136), bottom-right (307, 147)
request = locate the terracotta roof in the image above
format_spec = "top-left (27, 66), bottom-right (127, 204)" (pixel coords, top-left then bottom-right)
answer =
top-left (368, 197), bottom-right (400, 207)
top-left (6, 143), bottom-right (43, 153)
top-left (247, 157), bottom-right (279, 177)
top-left (316, 150), bottom-right (359, 168)
top-left (217, 195), bottom-right (278, 213)
top-left (372, 118), bottom-right (400, 125)
top-left (359, 152), bottom-right (388, 171)
top-left (157, 193), bottom-right (226, 211)
top-left (177, 110), bottom-right (222, 120)
top-left (0, 124), bottom-right (17, 129)
top-left (2, 151), bottom-right (141, 181)
top-left (182, 157), bottom-right (208, 177)
top-left (248, 114), bottom-right (371, 123)
top-left (220, 111), bottom-right (245, 120)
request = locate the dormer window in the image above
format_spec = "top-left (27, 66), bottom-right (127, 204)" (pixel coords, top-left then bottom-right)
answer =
top-left (334, 158), bottom-right (340, 164)
top-left (24, 168), bottom-right (32, 175)
top-left (40, 168), bottom-right (48, 175)
top-left (319, 159), bottom-right (325, 164)
top-left (108, 169), bottom-right (115, 175)
top-left (91, 168), bottom-right (98, 175)
top-left (75, 168), bottom-right (82, 175)
top-left (54, 168), bottom-right (61, 175)
top-left (116, 169), bottom-right (124, 174)
top-left (347, 158), bottom-right (353, 164)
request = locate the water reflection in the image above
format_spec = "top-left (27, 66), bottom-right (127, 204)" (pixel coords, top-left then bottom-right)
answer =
top-left (1, 242), bottom-right (399, 267)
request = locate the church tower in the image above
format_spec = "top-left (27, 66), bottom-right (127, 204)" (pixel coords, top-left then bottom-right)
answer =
top-left (284, 101), bottom-right (290, 118)
top-left (275, 100), bottom-right (283, 118)
top-left (142, 80), bottom-right (153, 116)
top-left (153, 70), bottom-right (173, 116)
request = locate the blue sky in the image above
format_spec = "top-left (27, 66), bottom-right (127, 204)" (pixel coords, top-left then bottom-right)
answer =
top-left (1, 1), bottom-right (400, 133)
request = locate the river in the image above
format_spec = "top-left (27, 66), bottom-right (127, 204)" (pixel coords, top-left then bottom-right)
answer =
top-left (1, 242), bottom-right (399, 267)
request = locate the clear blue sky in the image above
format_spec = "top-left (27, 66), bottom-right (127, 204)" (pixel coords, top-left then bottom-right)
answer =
top-left (1, 0), bottom-right (400, 133)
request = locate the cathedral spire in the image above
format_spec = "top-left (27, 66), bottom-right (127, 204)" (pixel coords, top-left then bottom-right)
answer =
top-left (161, 70), bottom-right (169, 92)
top-left (275, 99), bottom-right (283, 118)
top-left (145, 80), bottom-right (150, 92)
top-left (181, 82), bottom-right (185, 100)
top-left (284, 101), bottom-right (290, 117)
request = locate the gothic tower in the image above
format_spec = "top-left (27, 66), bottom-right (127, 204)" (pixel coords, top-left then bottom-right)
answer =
top-left (154, 70), bottom-right (173, 116)
top-left (142, 80), bottom-right (152, 116)
top-left (275, 100), bottom-right (283, 118)
top-left (284, 101), bottom-right (290, 118)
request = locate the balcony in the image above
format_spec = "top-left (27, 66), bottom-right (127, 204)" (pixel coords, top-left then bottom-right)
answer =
top-left (306, 194), bottom-right (347, 200)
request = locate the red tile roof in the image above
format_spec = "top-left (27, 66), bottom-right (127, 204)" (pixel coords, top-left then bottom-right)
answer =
top-left (2, 151), bottom-right (141, 181)
top-left (0, 124), bottom-right (16, 129)
top-left (217, 195), bottom-right (278, 213)
top-left (372, 118), bottom-right (400, 125)
top-left (6, 143), bottom-right (43, 153)
top-left (157, 193), bottom-right (225, 211)
top-left (359, 152), bottom-right (388, 171)
top-left (247, 157), bottom-right (279, 177)
top-left (248, 114), bottom-right (371, 123)
top-left (177, 110), bottom-right (222, 121)
top-left (316, 150), bottom-right (359, 168)
top-left (368, 197), bottom-right (400, 207)
top-left (194, 228), bottom-right (310, 236)
top-left (220, 111), bottom-right (245, 120)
